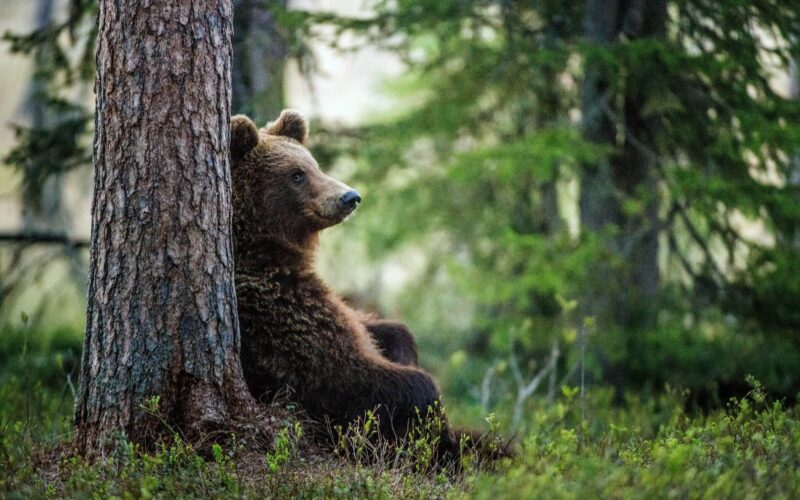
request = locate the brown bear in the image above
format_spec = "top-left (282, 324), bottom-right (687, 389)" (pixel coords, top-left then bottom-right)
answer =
top-left (231, 110), bottom-right (458, 454)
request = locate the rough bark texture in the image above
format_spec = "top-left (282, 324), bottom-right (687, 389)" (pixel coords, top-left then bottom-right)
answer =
top-left (579, 0), bottom-right (666, 327)
top-left (74, 0), bottom-right (255, 454)
top-left (232, 0), bottom-right (287, 123)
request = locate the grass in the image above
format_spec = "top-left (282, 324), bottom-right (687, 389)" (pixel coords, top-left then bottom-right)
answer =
top-left (1, 324), bottom-right (799, 499)
top-left (469, 383), bottom-right (800, 499)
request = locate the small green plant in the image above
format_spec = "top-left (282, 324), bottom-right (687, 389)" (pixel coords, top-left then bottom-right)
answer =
top-left (1, 333), bottom-right (797, 500)
top-left (265, 421), bottom-right (303, 473)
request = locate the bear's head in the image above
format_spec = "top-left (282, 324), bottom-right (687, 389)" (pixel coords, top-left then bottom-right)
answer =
top-left (231, 110), bottom-right (361, 269)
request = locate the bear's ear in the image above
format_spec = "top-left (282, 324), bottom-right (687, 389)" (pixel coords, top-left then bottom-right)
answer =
top-left (230, 115), bottom-right (259, 160)
top-left (265, 109), bottom-right (309, 144)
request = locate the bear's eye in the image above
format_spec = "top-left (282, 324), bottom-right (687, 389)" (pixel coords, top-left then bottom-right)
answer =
top-left (291, 170), bottom-right (306, 184)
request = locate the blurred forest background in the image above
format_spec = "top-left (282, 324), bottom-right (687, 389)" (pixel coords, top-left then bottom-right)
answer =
top-left (1, 0), bottom-right (799, 441)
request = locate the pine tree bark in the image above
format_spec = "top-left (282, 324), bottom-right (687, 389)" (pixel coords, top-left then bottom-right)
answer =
top-left (74, 0), bottom-right (256, 454)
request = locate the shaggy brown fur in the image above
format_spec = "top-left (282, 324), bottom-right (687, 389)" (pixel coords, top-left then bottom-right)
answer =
top-left (357, 312), bottom-right (419, 367)
top-left (231, 111), bottom-right (459, 453)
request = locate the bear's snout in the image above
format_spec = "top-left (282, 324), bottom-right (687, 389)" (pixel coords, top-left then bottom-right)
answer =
top-left (339, 190), bottom-right (362, 211)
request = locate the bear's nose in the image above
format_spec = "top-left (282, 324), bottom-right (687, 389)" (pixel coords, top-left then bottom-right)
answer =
top-left (339, 190), bottom-right (362, 210)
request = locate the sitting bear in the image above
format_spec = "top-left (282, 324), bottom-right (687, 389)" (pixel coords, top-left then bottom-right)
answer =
top-left (231, 110), bottom-right (459, 453)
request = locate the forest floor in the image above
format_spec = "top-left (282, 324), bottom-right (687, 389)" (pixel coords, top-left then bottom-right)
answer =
top-left (2, 326), bottom-right (799, 499)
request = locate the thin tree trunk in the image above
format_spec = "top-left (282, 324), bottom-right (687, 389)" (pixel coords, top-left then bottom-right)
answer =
top-left (579, 0), bottom-right (666, 327)
top-left (579, 0), bottom-right (624, 324)
top-left (232, 0), bottom-right (287, 123)
top-left (20, 0), bottom-right (63, 233)
top-left (789, 59), bottom-right (800, 249)
top-left (74, 0), bottom-right (256, 454)
top-left (616, 0), bottom-right (665, 324)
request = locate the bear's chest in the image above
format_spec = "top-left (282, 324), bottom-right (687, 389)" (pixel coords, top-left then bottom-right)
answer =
top-left (237, 273), bottom-right (350, 341)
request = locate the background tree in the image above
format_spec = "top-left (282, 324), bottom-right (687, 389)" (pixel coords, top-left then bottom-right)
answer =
top-left (73, 0), bottom-right (256, 453)
top-left (311, 0), bottom-right (800, 403)
top-left (0, 0), bottom-right (95, 320)
top-left (232, 0), bottom-right (288, 123)
top-left (19, 0), bottom-right (61, 234)
top-left (579, 0), bottom-right (666, 328)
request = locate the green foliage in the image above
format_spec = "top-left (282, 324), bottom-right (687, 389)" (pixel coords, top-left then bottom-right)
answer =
top-left (0, 324), bottom-right (81, 438)
top-left (330, 402), bottom-right (491, 477)
top-left (469, 382), bottom-right (800, 499)
top-left (2, 0), bottom-right (96, 204)
top-left (433, 315), bottom-right (800, 432)
top-left (3, 97), bottom-right (91, 204)
top-left (310, 0), bottom-right (800, 399)
top-left (265, 421), bottom-right (303, 473)
top-left (615, 320), bottom-right (800, 405)
top-left (2, 338), bottom-right (799, 499)
top-left (0, 419), bottom-right (459, 499)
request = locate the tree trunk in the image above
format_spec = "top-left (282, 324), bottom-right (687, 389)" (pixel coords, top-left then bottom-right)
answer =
top-left (231, 0), bottom-right (287, 123)
top-left (20, 0), bottom-right (63, 233)
top-left (579, 0), bottom-right (624, 325)
top-left (579, 0), bottom-right (666, 327)
top-left (789, 59), bottom-right (800, 249)
top-left (615, 0), bottom-right (665, 325)
top-left (74, 0), bottom-right (256, 454)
